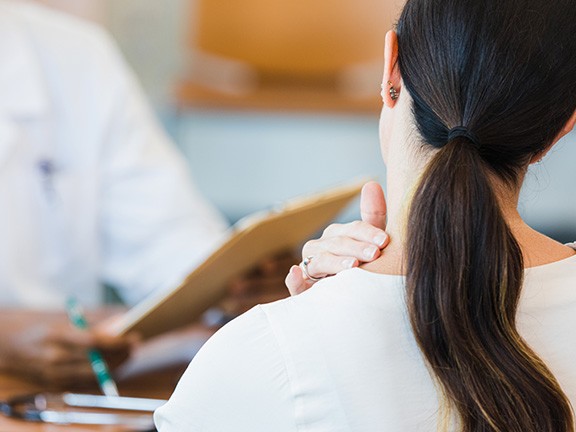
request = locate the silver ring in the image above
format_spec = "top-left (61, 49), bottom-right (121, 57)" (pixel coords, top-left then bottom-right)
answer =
top-left (300, 256), bottom-right (323, 282)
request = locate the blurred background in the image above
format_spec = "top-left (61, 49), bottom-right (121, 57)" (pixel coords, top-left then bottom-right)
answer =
top-left (35, 0), bottom-right (576, 241)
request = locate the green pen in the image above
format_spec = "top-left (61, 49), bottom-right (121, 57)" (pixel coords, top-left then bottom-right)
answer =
top-left (65, 297), bottom-right (120, 398)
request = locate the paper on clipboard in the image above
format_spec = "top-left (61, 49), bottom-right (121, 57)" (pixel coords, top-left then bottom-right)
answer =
top-left (103, 179), bottom-right (366, 340)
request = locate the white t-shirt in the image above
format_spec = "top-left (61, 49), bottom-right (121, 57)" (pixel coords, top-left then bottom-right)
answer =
top-left (155, 248), bottom-right (576, 431)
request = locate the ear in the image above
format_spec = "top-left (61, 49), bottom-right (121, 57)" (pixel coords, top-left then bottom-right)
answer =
top-left (382, 30), bottom-right (401, 108)
top-left (530, 109), bottom-right (576, 164)
top-left (559, 108), bottom-right (576, 139)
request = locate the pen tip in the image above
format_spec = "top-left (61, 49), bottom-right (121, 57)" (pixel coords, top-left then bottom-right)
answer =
top-left (102, 381), bottom-right (120, 398)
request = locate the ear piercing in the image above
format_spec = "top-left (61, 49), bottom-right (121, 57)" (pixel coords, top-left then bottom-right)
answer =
top-left (387, 81), bottom-right (399, 100)
top-left (380, 81), bottom-right (399, 101)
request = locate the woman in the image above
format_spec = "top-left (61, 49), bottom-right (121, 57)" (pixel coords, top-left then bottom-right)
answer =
top-left (155, 0), bottom-right (576, 430)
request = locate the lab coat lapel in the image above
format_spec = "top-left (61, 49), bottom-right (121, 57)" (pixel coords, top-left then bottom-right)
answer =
top-left (0, 3), bottom-right (49, 165)
top-left (0, 3), bottom-right (48, 118)
top-left (0, 119), bottom-right (18, 166)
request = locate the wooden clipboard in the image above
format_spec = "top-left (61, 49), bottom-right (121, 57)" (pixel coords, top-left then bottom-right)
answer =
top-left (103, 179), bottom-right (365, 340)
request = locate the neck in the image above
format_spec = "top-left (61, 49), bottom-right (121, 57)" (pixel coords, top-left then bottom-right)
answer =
top-left (365, 95), bottom-right (573, 274)
top-left (363, 153), bottom-right (572, 274)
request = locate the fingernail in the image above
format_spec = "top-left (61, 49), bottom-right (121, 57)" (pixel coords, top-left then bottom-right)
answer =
top-left (363, 246), bottom-right (378, 259)
top-left (342, 259), bottom-right (356, 269)
top-left (374, 234), bottom-right (387, 247)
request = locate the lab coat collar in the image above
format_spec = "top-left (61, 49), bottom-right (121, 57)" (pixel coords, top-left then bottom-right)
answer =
top-left (0, 4), bottom-right (48, 118)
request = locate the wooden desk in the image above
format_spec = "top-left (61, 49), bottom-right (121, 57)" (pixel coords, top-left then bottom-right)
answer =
top-left (0, 325), bottom-right (216, 431)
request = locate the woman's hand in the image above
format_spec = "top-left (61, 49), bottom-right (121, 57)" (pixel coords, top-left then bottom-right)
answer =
top-left (0, 309), bottom-right (134, 387)
top-left (220, 252), bottom-right (299, 317)
top-left (215, 182), bottom-right (388, 313)
top-left (285, 181), bottom-right (388, 295)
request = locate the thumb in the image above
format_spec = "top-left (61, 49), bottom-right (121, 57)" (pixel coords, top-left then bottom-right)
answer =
top-left (360, 181), bottom-right (387, 229)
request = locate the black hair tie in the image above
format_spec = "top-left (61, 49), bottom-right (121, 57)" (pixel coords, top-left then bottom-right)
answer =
top-left (448, 126), bottom-right (480, 148)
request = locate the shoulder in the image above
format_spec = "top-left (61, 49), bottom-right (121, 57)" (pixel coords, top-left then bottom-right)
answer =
top-left (256, 269), bottom-right (407, 349)
top-left (154, 306), bottom-right (296, 432)
top-left (193, 305), bottom-right (283, 368)
top-left (4, 1), bottom-right (114, 54)
top-left (156, 271), bottom-right (412, 431)
top-left (273, 267), bottom-right (406, 317)
top-left (4, 1), bottom-right (127, 94)
top-left (523, 252), bottom-right (576, 308)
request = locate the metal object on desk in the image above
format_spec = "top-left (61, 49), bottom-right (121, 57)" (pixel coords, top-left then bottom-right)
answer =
top-left (0, 392), bottom-right (166, 429)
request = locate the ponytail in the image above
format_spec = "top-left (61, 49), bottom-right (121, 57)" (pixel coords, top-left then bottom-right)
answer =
top-left (405, 138), bottom-right (574, 431)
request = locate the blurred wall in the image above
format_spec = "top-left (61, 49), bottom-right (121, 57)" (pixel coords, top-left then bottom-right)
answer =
top-left (105, 0), bottom-right (191, 106)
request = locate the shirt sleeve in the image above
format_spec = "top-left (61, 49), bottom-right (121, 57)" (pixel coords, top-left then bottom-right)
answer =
top-left (154, 305), bottom-right (296, 432)
top-left (96, 32), bottom-right (229, 305)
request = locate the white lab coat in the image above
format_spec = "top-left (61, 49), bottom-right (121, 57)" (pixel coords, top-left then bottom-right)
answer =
top-left (0, 1), bottom-right (228, 309)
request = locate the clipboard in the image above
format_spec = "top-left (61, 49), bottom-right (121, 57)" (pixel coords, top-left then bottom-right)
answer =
top-left (0, 392), bottom-right (164, 427)
top-left (103, 179), bottom-right (365, 340)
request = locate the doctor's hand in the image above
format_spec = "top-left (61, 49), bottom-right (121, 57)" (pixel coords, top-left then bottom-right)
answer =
top-left (219, 252), bottom-right (298, 317)
top-left (0, 310), bottom-right (134, 387)
top-left (285, 181), bottom-right (389, 296)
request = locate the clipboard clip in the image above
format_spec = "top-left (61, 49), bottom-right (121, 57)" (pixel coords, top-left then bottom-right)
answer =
top-left (0, 392), bottom-right (165, 428)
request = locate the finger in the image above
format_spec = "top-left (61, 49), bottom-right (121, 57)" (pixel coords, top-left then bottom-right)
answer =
top-left (48, 343), bottom-right (127, 378)
top-left (45, 345), bottom-right (88, 365)
top-left (52, 327), bottom-right (131, 352)
top-left (285, 265), bottom-right (315, 296)
top-left (303, 252), bottom-right (359, 279)
top-left (46, 326), bottom-right (96, 347)
top-left (360, 181), bottom-right (387, 229)
top-left (96, 328), bottom-right (141, 346)
top-left (19, 344), bottom-right (86, 371)
top-left (320, 221), bottom-right (388, 248)
top-left (303, 236), bottom-right (383, 264)
top-left (91, 334), bottom-right (134, 353)
top-left (93, 313), bottom-right (136, 340)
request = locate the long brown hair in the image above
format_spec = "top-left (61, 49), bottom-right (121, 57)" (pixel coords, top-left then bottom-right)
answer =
top-left (397, 0), bottom-right (576, 430)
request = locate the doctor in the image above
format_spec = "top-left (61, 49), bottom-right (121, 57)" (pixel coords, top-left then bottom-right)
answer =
top-left (0, 0), bottom-right (229, 385)
top-left (0, 1), bottom-right (388, 386)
